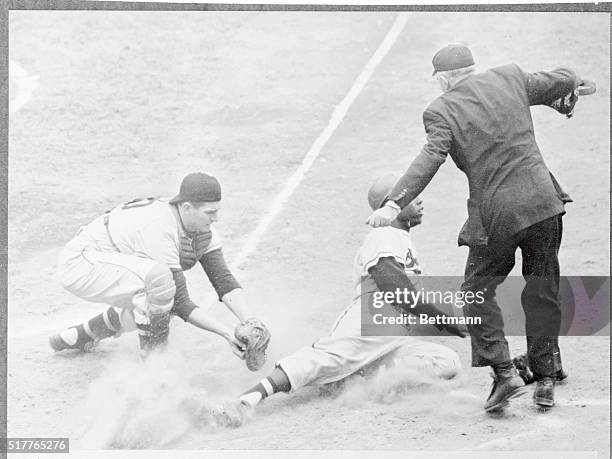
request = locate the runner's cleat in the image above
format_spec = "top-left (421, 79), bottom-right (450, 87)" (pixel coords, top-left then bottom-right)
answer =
top-left (239, 391), bottom-right (263, 410)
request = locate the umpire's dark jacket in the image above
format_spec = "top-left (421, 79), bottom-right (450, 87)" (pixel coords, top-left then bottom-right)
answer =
top-left (390, 64), bottom-right (576, 246)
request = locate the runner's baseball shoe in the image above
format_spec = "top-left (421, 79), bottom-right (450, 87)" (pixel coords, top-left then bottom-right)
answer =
top-left (49, 326), bottom-right (97, 352)
top-left (484, 368), bottom-right (527, 412)
top-left (239, 391), bottom-right (263, 410)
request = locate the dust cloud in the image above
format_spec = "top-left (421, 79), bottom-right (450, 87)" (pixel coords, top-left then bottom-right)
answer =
top-left (70, 350), bottom-right (250, 449)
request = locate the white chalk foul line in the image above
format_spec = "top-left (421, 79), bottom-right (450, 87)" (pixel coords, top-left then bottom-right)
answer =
top-left (9, 59), bottom-right (39, 114)
top-left (232, 13), bottom-right (410, 269)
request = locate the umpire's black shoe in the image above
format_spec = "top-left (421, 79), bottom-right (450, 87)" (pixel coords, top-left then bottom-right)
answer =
top-left (512, 353), bottom-right (568, 385)
top-left (512, 354), bottom-right (535, 385)
top-left (484, 368), bottom-right (527, 412)
top-left (555, 368), bottom-right (568, 382)
top-left (534, 377), bottom-right (555, 407)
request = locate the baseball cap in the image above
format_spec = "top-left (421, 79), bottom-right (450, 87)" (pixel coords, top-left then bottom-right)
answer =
top-left (169, 172), bottom-right (222, 204)
top-left (432, 44), bottom-right (475, 76)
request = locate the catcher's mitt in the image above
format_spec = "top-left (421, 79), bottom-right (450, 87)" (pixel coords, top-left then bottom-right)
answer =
top-left (234, 318), bottom-right (271, 371)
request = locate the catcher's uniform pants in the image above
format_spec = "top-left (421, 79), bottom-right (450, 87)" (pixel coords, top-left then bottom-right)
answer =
top-left (277, 298), bottom-right (461, 391)
top-left (461, 214), bottom-right (563, 378)
top-left (57, 226), bottom-right (162, 333)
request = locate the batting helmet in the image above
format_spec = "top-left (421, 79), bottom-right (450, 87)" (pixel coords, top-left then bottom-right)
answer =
top-left (368, 173), bottom-right (399, 211)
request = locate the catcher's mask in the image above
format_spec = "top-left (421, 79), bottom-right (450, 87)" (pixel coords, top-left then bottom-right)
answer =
top-left (368, 173), bottom-right (400, 211)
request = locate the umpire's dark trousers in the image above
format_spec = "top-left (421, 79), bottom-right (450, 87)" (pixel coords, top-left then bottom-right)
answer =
top-left (461, 214), bottom-right (564, 378)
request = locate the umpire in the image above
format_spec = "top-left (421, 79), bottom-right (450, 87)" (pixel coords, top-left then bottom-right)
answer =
top-left (367, 44), bottom-right (584, 411)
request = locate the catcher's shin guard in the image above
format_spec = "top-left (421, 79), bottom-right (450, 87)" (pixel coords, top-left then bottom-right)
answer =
top-left (137, 312), bottom-right (172, 355)
top-left (49, 307), bottom-right (122, 352)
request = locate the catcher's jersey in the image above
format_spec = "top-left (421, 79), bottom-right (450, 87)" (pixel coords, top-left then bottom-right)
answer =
top-left (78, 198), bottom-right (221, 270)
top-left (351, 226), bottom-right (421, 302)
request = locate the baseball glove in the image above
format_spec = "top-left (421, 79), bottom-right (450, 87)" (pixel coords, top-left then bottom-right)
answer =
top-left (234, 318), bottom-right (271, 371)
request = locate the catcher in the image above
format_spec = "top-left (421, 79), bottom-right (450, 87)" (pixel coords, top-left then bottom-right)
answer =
top-left (238, 173), bottom-right (465, 410)
top-left (50, 171), bottom-right (270, 368)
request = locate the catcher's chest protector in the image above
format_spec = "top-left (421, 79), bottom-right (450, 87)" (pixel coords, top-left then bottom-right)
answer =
top-left (179, 231), bottom-right (213, 270)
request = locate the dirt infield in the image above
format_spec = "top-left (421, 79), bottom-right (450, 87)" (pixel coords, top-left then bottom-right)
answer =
top-left (7, 11), bottom-right (610, 457)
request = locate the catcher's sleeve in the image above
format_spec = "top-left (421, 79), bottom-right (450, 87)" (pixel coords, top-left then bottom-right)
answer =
top-left (368, 256), bottom-right (446, 321)
top-left (170, 269), bottom-right (199, 321)
top-left (199, 248), bottom-right (241, 300)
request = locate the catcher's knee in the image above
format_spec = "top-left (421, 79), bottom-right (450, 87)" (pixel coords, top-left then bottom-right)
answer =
top-left (116, 307), bottom-right (138, 333)
top-left (142, 263), bottom-right (176, 314)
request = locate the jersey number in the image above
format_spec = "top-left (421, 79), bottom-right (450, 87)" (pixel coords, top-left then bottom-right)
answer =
top-left (121, 196), bottom-right (157, 210)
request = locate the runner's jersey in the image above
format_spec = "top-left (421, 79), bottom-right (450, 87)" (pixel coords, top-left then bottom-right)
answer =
top-left (351, 226), bottom-right (421, 303)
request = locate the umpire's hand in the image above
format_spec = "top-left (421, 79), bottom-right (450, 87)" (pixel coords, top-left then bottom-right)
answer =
top-left (366, 204), bottom-right (400, 227)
